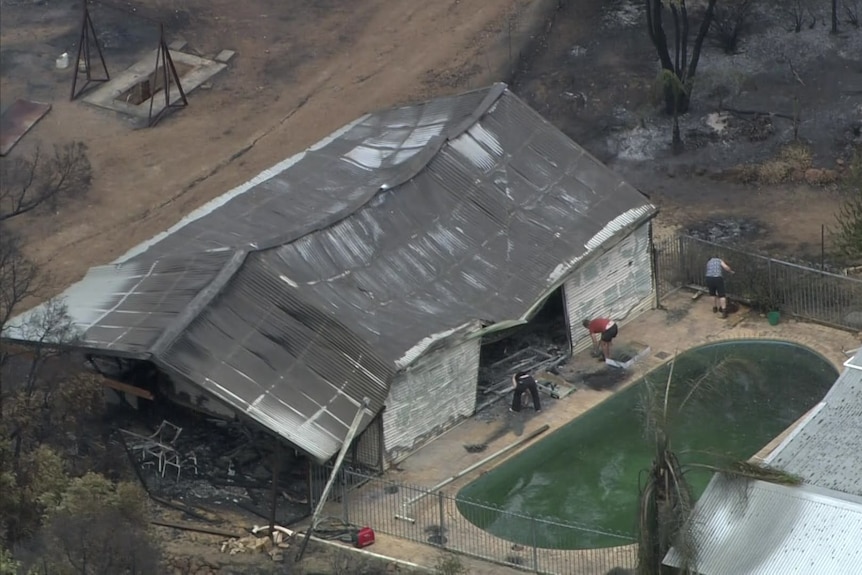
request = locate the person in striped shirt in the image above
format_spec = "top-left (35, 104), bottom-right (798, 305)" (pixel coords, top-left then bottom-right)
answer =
top-left (705, 256), bottom-right (735, 318)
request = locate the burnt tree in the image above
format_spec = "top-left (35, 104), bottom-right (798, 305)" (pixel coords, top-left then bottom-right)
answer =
top-left (0, 142), bottom-right (92, 222)
top-left (646, 0), bottom-right (719, 116)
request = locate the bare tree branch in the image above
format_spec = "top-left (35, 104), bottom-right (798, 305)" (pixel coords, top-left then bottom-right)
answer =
top-left (0, 142), bottom-right (92, 222)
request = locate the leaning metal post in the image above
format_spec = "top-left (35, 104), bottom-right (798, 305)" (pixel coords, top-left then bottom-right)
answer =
top-left (296, 396), bottom-right (371, 562)
top-left (268, 438), bottom-right (282, 542)
top-left (147, 23), bottom-right (189, 127)
top-left (70, 1), bottom-right (109, 100)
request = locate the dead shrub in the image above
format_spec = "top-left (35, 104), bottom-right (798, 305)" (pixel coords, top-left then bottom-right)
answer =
top-left (757, 161), bottom-right (792, 184)
top-left (726, 143), bottom-right (820, 185)
top-left (845, 0), bottom-right (860, 26)
top-left (711, 0), bottom-right (756, 54)
top-left (755, 143), bottom-right (813, 184)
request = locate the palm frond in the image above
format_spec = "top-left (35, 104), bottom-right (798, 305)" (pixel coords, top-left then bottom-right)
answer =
top-left (687, 461), bottom-right (802, 485)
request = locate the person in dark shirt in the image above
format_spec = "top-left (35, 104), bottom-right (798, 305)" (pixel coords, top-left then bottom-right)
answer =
top-left (510, 370), bottom-right (542, 413)
top-left (582, 317), bottom-right (618, 361)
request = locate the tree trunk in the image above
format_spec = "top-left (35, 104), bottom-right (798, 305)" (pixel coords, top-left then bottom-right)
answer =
top-left (663, 84), bottom-right (690, 115)
top-left (832, 0), bottom-right (839, 33)
top-left (646, 0), bottom-right (675, 71)
top-left (687, 0), bottom-right (719, 86)
top-left (672, 113), bottom-right (684, 154)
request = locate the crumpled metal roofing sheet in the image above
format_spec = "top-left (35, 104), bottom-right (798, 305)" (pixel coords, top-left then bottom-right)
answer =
top-left (664, 475), bottom-right (862, 575)
top-left (2, 83), bottom-right (655, 462)
top-left (157, 251), bottom-right (393, 462)
top-left (3, 250), bottom-right (234, 356)
top-left (766, 347), bottom-right (862, 497)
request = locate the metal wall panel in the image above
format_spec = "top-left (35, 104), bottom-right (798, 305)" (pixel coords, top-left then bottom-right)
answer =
top-left (349, 413), bottom-right (384, 471)
top-left (564, 222), bottom-right (654, 353)
top-left (383, 334), bottom-right (481, 464)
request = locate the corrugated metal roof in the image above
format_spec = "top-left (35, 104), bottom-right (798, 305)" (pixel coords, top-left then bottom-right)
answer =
top-left (766, 348), bottom-right (862, 497)
top-left (3, 83), bottom-right (655, 462)
top-left (664, 475), bottom-right (862, 575)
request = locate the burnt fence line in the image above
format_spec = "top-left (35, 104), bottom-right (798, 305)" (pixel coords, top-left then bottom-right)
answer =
top-left (654, 235), bottom-right (862, 331)
top-left (310, 464), bottom-right (638, 575)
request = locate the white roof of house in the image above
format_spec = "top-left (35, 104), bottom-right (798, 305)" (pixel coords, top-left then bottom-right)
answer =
top-left (765, 356), bottom-right (862, 496)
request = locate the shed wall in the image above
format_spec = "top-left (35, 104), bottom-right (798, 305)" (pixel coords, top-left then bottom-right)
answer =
top-left (564, 222), bottom-right (655, 352)
top-left (383, 336), bottom-right (481, 464)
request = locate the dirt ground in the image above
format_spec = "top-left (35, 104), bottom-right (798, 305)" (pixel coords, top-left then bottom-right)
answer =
top-left (512, 0), bottom-right (862, 263)
top-left (0, 0), bottom-right (548, 297)
top-left (1, 0), bottom-right (859, 299)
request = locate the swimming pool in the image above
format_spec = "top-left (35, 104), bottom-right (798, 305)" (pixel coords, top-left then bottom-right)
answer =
top-left (456, 340), bottom-right (837, 549)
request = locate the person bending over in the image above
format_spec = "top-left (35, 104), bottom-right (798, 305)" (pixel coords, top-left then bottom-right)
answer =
top-left (583, 317), bottom-right (618, 361)
top-left (511, 370), bottom-right (542, 413)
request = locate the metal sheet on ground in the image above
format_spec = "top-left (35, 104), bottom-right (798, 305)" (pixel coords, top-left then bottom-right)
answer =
top-left (0, 99), bottom-right (51, 156)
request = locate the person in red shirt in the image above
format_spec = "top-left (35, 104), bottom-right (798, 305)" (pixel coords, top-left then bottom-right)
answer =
top-left (582, 317), bottom-right (618, 362)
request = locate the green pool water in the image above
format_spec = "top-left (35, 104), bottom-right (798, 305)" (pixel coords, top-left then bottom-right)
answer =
top-left (456, 340), bottom-right (837, 550)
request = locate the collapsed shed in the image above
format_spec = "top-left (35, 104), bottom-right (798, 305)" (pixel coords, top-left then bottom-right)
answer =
top-left (3, 83), bottom-right (657, 469)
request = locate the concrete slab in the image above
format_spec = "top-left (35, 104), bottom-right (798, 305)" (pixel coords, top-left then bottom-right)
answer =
top-left (81, 49), bottom-right (226, 121)
top-left (168, 40), bottom-right (188, 51)
top-left (215, 49), bottom-right (236, 63)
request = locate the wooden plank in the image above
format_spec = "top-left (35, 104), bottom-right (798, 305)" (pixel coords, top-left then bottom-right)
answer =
top-left (101, 378), bottom-right (154, 400)
top-left (150, 519), bottom-right (243, 539)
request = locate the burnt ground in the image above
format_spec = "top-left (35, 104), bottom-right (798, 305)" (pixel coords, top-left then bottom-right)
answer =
top-left (512, 0), bottom-right (862, 262)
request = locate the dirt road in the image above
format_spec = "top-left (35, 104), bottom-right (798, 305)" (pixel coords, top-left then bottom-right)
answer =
top-left (1, 0), bottom-right (549, 295)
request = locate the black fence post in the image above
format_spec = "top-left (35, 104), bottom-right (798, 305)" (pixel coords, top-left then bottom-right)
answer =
top-left (531, 515), bottom-right (539, 573)
top-left (438, 491), bottom-right (446, 548)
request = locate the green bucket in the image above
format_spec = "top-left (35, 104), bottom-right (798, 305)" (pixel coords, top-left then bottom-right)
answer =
top-left (767, 311), bottom-right (780, 326)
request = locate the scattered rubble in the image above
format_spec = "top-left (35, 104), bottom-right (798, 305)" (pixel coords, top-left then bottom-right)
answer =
top-left (220, 533), bottom-right (288, 561)
top-left (114, 410), bottom-right (311, 526)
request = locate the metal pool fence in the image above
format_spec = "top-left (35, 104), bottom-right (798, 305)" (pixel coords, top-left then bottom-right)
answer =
top-left (654, 235), bottom-right (862, 330)
top-left (310, 465), bottom-right (637, 575)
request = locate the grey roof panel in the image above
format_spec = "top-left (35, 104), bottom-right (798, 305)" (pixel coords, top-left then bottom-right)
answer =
top-left (664, 475), bottom-right (862, 575)
top-left (3, 84), bottom-right (655, 462)
top-left (3, 250), bottom-right (234, 355)
top-left (768, 348), bottom-right (862, 496)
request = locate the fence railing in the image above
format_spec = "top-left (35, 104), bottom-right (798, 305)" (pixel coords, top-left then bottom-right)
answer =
top-left (310, 465), bottom-right (637, 575)
top-left (655, 235), bottom-right (862, 331)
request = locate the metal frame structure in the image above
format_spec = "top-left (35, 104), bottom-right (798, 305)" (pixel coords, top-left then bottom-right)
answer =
top-left (147, 23), bottom-right (188, 127)
top-left (70, 2), bottom-right (110, 100)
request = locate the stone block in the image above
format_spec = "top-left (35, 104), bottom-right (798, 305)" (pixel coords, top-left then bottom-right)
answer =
top-left (215, 50), bottom-right (236, 63)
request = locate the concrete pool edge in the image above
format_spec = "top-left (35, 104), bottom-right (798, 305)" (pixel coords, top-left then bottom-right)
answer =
top-left (455, 339), bottom-right (839, 549)
top-left (343, 298), bottom-right (859, 572)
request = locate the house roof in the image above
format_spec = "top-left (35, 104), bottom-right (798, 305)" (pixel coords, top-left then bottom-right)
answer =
top-left (664, 349), bottom-right (862, 574)
top-left (664, 476), bottom-right (862, 575)
top-left (3, 83), bottom-right (655, 462)
top-left (765, 352), bottom-right (862, 497)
